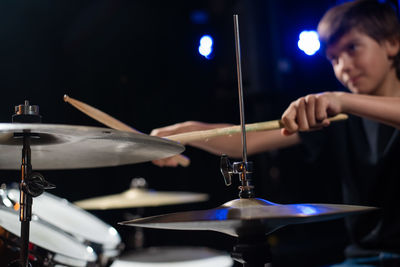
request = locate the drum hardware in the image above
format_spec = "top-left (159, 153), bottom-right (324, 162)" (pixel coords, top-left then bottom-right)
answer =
top-left (123, 178), bottom-right (147, 251)
top-left (119, 15), bottom-right (377, 267)
top-left (9, 101), bottom-right (55, 267)
top-left (1, 184), bottom-right (14, 208)
top-left (223, 15), bottom-right (262, 265)
top-left (220, 155), bottom-right (254, 199)
top-left (122, 212), bottom-right (146, 251)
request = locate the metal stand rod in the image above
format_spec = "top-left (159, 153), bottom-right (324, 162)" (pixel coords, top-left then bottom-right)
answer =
top-left (19, 133), bottom-right (32, 267)
top-left (233, 14), bottom-right (254, 198)
top-left (8, 101), bottom-right (51, 267)
top-left (233, 14), bottom-right (248, 163)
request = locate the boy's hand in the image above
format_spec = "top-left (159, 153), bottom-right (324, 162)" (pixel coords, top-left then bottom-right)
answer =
top-left (152, 155), bottom-right (189, 167)
top-left (280, 92), bottom-right (342, 136)
top-left (150, 121), bottom-right (208, 167)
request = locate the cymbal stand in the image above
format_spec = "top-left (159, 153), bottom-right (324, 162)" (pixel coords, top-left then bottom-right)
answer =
top-left (9, 101), bottom-right (55, 267)
top-left (220, 14), bottom-right (255, 200)
top-left (220, 15), bottom-right (270, 267)
top-left (232, 233), bottom-right (271, 267)
top-left (128, 178), bottom-right (147, 250)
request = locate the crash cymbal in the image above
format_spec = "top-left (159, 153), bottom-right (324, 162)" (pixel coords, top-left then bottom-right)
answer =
top-left (0, 123), bottom-right (184, 170)
top-left (119, 198), bottom-right (377, 237)
top-left (74, 188), bottom-right (209, 210)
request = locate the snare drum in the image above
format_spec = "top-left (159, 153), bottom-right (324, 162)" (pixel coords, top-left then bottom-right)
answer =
top-left (6, 188), bottom-right (123, 266)
top-left (0, 206), bottom-right (97, 267)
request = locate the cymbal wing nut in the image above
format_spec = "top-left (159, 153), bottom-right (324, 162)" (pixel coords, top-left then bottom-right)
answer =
top-left (220, 154), bottom-right (233, 186)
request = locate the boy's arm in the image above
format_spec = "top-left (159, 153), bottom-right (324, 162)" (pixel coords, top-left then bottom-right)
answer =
top-left (187, 128), bottom-right (301, 158)
top-left (281, 91), bottom-right (400, 135)
top-left (151, 121), bottom-right (300, 167)
top-left (339, 93), bottom-right (400, 128)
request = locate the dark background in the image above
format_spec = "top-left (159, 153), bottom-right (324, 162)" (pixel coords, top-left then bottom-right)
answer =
top-left (0, 0), bottom-right (398, 266)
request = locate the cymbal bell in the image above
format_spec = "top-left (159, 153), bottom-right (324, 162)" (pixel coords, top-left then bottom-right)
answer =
top-left (74, 188), bottom-right (209, 210)
top-left (0, 123), bottom-right (184, 170)
top-left (119, 198), bottom-right (377, 237)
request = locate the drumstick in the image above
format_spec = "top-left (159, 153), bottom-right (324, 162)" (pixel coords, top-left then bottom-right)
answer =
top-left (165, 113), bottom-right (348, 144)
top-left (63, 95), bottom-right (190, 167)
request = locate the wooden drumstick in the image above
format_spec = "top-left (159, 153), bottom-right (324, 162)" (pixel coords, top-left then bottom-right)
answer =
top-left (63, 95), bottom-right (190, 167)
top-left (165, 113), bottom-right (348, 144)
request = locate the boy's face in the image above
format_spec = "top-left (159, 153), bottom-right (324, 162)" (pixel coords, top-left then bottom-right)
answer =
top-left (325, 29), bottom-right (399, 96)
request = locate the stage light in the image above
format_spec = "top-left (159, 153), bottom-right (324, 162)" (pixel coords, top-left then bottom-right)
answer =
top-left (298, 30), bottom-right (320, 56)
top-left (198, 35), bottom-right (213, 59)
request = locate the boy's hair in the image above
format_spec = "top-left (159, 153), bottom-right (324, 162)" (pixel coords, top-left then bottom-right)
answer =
top-left (318, 0), bottom-right (400, 78)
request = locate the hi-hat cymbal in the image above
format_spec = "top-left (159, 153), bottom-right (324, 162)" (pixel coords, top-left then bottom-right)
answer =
top-left (119, 198), bottom-right (377, 237)
top-left (74, 188), bottom-right (209, 210)
top-left (0, 123), bottom-right (184, 170)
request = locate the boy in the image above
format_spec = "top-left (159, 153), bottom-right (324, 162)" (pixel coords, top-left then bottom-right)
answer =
top-left (151, 0), bottom-right (400, 265)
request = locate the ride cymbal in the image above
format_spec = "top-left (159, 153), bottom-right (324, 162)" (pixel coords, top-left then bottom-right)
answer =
top-left (0, 123), bottom-right (184, 170)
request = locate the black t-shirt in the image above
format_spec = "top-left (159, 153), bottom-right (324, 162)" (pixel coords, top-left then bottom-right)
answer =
top-left (300, 114), bottom-right (400, 257)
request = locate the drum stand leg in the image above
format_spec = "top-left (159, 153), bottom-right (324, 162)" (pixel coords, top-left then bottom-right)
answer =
top-left (231, 234), bottom-right (272, 267)
top-left (9, 133), bottom-right (55, 267)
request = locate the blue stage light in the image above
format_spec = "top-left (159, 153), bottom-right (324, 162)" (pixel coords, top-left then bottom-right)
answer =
top-left (198, 35), bottom-right (213, 59)
top-left (298, 30), bottom-right (320, 56)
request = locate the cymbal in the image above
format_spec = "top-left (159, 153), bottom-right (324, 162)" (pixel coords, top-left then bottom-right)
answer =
top-left (0, 123), bottom-right (184, 170)
top-left (119, 198), bottom-right (377, 237)
top-left (74, 188), bottom-right (209, 209)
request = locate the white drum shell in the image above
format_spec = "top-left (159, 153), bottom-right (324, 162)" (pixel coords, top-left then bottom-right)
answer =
top-left (0, 206), bottom-right (97, 266)
top-left (7, 188), bottom-right (122, 253)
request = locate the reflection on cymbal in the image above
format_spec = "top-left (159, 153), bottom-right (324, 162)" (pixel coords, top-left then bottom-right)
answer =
top-left (0, 123), bottom-right (184, 170)
top-left (119, 198), bottom-right (377, 237)
top-left (74, 188), bottom-right (209, 210)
